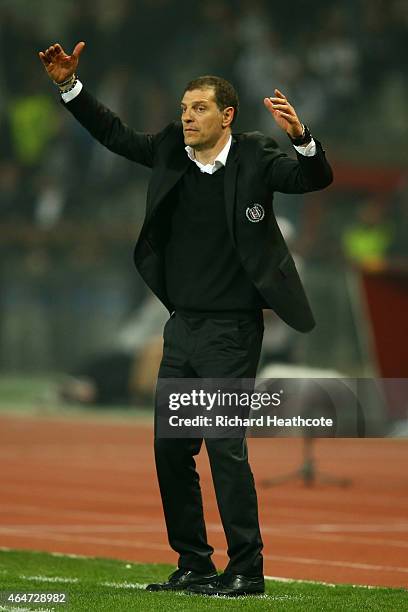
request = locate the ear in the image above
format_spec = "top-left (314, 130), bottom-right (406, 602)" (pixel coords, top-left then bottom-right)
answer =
top-left (222, 106), bottom-right (235, 128)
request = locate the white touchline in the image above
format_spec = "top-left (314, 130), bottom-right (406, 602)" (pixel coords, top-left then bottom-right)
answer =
top-left (0, 607), bottom-right (56, 612)
top-left (264, 575), bottom-right (384, 589)
top-left (19, 574), bottom-right (79, 583)
top-left (2, 528), bottom-right (407, 576)
top-left (263, 554), bottom-right (408, 574)
top-left (100, 581), bottom-right (148, 589)
top-left (0, 551), bottom-right (396, 591)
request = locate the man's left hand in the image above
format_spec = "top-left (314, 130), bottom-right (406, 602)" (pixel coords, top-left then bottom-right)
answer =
top-left (264, 89), bottom-right (303, 139)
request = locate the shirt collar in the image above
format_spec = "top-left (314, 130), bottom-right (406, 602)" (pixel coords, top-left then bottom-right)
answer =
top-left (185, 135), bottom-right (232, 173)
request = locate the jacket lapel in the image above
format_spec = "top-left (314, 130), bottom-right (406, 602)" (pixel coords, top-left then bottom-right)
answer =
top-left (224, 137), bottom-right (239, 248)
top-left (145, 144), bottom-right (190, 225)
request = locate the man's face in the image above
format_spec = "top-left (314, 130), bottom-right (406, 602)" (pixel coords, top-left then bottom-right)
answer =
top-left (180, 87), bottom-right (231, 150)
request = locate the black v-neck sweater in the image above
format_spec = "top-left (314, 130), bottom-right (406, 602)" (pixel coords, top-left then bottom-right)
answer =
top-left (164, 162), bottom-right (262, 313)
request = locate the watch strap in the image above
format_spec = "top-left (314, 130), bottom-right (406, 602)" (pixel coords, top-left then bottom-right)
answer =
top-left (288, 124), bottom-right (312, 146)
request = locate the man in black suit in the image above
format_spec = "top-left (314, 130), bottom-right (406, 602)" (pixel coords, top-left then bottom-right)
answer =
top-left (39, 41), bottom-right (333, 596)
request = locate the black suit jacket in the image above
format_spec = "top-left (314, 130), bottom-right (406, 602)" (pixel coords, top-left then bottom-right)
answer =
top-left (64, 88), bottom-right (333, 332)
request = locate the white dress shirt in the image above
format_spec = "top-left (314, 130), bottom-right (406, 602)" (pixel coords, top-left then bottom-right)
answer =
top-left (185, 136), bottom-right (232, 174)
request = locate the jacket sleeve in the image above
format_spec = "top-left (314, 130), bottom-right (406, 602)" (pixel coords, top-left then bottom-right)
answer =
top-left (61, 87), bottom-right (168, 168)
top-left (257, 133), bottom-right (334, 194)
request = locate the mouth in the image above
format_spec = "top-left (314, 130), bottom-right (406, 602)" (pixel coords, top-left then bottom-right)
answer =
top-left (184, 128), bottom-right (198, 133)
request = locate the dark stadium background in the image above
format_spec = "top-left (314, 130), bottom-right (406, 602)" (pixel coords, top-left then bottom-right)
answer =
top-left (0, 0), bottom-right (408, 594)
top-left (1, 0), bottom-right (407, 382)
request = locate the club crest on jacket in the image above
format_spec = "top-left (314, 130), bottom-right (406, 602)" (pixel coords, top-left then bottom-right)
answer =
top-left (246, 204), bottom-right (265, 223)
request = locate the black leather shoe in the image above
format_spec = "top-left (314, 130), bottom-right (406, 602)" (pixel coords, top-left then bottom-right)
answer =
top-left (146, 568), bottom-right (218, 591)
top-left (186, 572), bottom-right (264, 596)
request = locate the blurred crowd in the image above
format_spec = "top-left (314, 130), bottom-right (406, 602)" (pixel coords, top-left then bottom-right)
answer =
top-left (0, 0), bottom-right (407, 230)
top-left (0, 0), bottom-right (407, 377)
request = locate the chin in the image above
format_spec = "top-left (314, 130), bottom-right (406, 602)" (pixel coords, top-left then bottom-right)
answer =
top-left (184, 132), bottom-right (203, 145)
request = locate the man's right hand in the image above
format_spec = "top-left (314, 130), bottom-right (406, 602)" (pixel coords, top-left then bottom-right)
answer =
top-left (38, 42), bottom-right (85, 83)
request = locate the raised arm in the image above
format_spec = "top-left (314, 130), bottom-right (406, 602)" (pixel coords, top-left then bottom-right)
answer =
top-left (259, 88), bottom-right (333, 193)
top-left (38, 42), bottom-right (159, 168)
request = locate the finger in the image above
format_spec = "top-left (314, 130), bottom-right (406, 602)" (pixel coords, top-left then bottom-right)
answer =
top-left (269, 97), bottom-right (292, 106)
top-left (72, 41), bottom-right (85, 58)
top-left (45, 53), bottom-right (55, 66)
top-left (263, 97), bottom-right (276, 113)
top-left (49, 43), bottom-right (62, 58)
top-left (48, 45), bottom-right (59, 59)
top-left (276, 111), bottom-right (296, 122)
top-left (53, 43), bottom-right (65, 58)
top-left (269, 103), bottom-right (293, 112)
top-left (268, 100), bottom-right (296, 119)
top-left (264, 99), bottom-right (287, 121)
top-left (274, 88), bottom-right (286, 99)
top-left (43, 49), bottom-right (54, 64)
top-left (38, 51), bottom-right (50, 66)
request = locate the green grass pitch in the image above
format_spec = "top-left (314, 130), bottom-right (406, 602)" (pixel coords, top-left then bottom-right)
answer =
top-left (0, 549), bottom-right (406, 611)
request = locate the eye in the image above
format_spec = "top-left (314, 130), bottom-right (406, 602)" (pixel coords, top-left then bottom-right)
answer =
top-left (197, 106), bottom-right (206, 112)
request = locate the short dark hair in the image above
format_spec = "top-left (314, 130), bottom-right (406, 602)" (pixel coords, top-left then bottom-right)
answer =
top-left (184, 75), bottom-right (239, 125)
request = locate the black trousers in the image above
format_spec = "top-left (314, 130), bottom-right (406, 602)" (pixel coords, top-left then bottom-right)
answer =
top-left (154, 311), bottom-right (264, 577)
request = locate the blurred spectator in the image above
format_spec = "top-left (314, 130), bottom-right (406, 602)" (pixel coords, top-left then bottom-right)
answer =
top-left (389, 175), bottom-right (408, 259)
top-left (58, 293), bottom-right (168, 406)
top-left (342, 198), bottom-right (394, 267)
top-left (1, 0), bottom-right (406, 223)
top-left (0, 0), bottom-right (407, 375)
top-left (8, 92), bottom-right (58, 168)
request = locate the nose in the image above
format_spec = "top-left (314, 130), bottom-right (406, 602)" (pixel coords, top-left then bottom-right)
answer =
top-left (182, 108), bottom-right (193, 123)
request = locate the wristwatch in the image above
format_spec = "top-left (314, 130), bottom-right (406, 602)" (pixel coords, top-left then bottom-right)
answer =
top-left (288, 124), bottom-right (312, 146)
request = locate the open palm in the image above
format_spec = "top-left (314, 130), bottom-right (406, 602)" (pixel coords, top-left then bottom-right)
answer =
top-left (38, 42), bottom-right (85, 84)
top-left (263, 89), bottom-right (303, 139)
